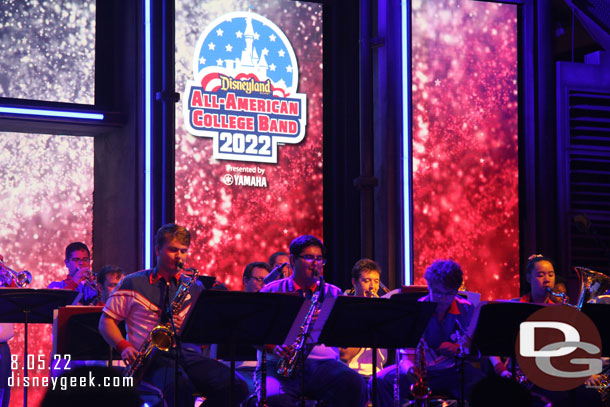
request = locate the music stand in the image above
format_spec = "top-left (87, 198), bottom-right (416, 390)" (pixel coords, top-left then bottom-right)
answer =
top-left (0, 288), bottom-right (77, 407)
top-left (468, 301), bottom-right (546, 358)
top-left (180, 290), bottom-right (305, 406)
top-left (317, 295), bottom-right (437, 407)
top-left (53, 306), bottom-right (125, 362)
top-left (581, 303), bottom-right (610, 356)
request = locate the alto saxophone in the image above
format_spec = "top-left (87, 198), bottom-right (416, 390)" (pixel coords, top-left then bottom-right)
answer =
top-left (410, 339), bottom-right (431, 407)
top-left (276, 275), bottom-right (325, 378)
top-left (124, 264), bottom-right (199, 381)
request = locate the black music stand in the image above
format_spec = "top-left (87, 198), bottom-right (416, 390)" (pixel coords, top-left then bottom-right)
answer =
top-left (180, 290), bottom-right (305, 406)
top-left (469, 301), bottom-right (546, 358)
top-left (318, 295), bottom-right (437, 407)
top-left (53, 306), bottom-right (125, 362)
top-left (581, 303), bottom-right (610, 356)
top-left (0, 288), bottom-right (77, 407)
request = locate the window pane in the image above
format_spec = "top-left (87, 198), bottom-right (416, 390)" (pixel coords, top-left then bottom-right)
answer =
top-left (0, 131), bottom-right (93, 407)
top-left (411, 0), bottom-right (519, 300)
top-left (174, 1), bottom-right (324, 288)
top-left (0, 0), bottom-right (95, 104)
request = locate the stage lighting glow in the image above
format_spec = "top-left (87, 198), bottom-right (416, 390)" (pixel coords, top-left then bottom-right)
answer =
top-left (0, 106), bottom-right (104, 120)
top-left (144, 0), bottom-right (153, 269)
top-left (401, 0), bottom-right (413, 286)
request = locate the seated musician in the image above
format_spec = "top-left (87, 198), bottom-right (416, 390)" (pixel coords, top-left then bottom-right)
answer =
top-left (376, 259), bottom-right (485, 406)
top-left (492, 254), bottom-right (603, 407)
top-left (99, 223), bottom-right (249, 407)
top-left (255, 235), bottom-right (368, 407)
top-left (513, 254), bottom-right (559, 304)
top-left (243, 261), bottom-right (271, 293)
top-left (263, 251), bottom-right (292, 284)
top-left (96, 265), bottom-right (125, 306)
top-left (48, 242), bottom-right (98, 305)
top-left (340, 259), bottom-right (387, 378)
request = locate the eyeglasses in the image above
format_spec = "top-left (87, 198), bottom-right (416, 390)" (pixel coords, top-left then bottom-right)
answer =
top-left (249, 276), bottom-right (265, 283)
top-left (298, 254), bottom-right (326, 265)
top-left (70, 257), bottom-right (91, 263)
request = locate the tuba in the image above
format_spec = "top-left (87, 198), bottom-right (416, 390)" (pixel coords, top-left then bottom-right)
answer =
top-left (276, 274), bottom-right (325, 378)
top-left (574, 267), bottom-right (610, 310)
top-left (124, 264), bottom-right (199, 381)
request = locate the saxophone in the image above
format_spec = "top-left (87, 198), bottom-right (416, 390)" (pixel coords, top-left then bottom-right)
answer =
top-left (276, 275), bottom-right (325, 378)
top-left (124, 264), bottom-right (199, 380)
top-left (410, 339), bottom-right (431, 407)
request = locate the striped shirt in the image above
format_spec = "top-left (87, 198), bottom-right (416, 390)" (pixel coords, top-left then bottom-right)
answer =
top-left (102, 268), bottom-right (203, 349)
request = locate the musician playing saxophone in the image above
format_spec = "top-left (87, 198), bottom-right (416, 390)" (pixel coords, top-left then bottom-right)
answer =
top-left (255, 235), bottom-right (368, 407)
top-left (98, 223), bottom-right (249, 407)
top-left (376, 259), bottom-right (485, 406)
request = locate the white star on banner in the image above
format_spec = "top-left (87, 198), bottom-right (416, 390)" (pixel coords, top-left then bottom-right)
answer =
top-left (208, 42), bottom-right (215, 50)
top-left (216, 58), bottom-right (223, 66)
top-left (199, 56), bottom-right (206, 64)
top-left (226, 44), bottom-right (233, 52)
top-left (286, 66), bottom-right (293, 73)
top-left (278, 49), bottom-right (285, 57)
top-left (253, 32), bottom-right (260, 40)
top-left (216, 28), bottom-right (223, 36)
top-left (269, 63), bottom-right (276, 71)
top-left (269, 34), bottom-right (276, 42)
top-left (236, 30), bottom-right (243, 38)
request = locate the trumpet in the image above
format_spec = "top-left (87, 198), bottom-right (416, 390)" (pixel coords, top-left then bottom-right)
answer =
top-left (0, 260), bottom-right (32, 287)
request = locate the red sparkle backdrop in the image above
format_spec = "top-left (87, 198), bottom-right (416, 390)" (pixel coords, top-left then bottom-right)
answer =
top-left (411, 0), bottom-right (519, 300)
top-left (175, 1), bottom-right (323, 289)
top-left (0, 2), bottom-right (96, 405)
top-left (0, 133), bottom-right (93, 407)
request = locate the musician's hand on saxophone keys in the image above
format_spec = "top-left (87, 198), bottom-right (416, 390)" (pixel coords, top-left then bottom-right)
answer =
top-left (274, 345), bottom-right (293, 359)
top-left (122, 346), bottom-right (139, 365)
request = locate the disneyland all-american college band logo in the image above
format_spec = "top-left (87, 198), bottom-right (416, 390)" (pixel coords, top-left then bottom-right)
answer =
top-left (184, 11), bottom-right (307, 170)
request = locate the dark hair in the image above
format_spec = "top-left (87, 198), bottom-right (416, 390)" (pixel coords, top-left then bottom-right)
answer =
top-left (243, 262), bottom-right (271, 280)
top-left (65, 242), bottom-right (90, 261)
top-left (97, 265), bottom-right (125, 285)
top-left (525, 255), bottom-right (555, 277)
top-left (289, 235), bottom-right (325, 258)
top-left (155, 223), bottom-right (191, 249)
top-left (424, 259), bottom-right (463, 290)
top-left (268, 251), bottom-right (289, 268)
top-left (351, 258), bottom-right (381, 280)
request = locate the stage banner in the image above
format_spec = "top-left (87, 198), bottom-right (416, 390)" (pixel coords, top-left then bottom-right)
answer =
top-left (175, 1), bottom-right (323, 288)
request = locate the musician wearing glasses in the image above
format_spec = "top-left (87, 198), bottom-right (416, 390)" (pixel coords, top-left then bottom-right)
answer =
top-left (376, 259), bottom-right (484, 406)
top-left (47, 242), bottom-right (99, 305)
top-left (243, 262), bottom-right (271, 293)
top-left (98, 223), bottom-right (249, 407)
top-left (255, 235), bottom-right (368, 407)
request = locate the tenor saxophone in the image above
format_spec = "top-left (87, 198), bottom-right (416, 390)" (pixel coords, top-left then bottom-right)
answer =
top-left (124, 265), bottom-right (199, 381)
top-left (276, 275), bottom-right (325, 378)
